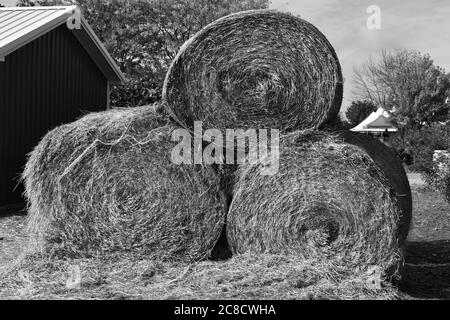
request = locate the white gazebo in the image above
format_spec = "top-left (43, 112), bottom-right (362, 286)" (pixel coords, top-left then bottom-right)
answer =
top-left (351, 108), bottom-right (397, 133)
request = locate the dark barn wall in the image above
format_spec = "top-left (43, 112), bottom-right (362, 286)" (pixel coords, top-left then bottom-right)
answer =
top-left (0, 24), bottom-right (108, 206)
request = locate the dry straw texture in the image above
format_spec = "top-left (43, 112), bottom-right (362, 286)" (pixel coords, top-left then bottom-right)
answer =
top-left (22, 105), bottom-right (227, 261)
top-left (0, 252), bottom-right (404, 300)
top-left (227, 130), bottom-right (410, 279)
top-left (338, 131), bottom-right (412, 244)
top-left (162, 10), bottom-right (343, 132)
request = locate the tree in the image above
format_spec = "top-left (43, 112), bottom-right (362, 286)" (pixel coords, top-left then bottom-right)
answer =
top-left (18, 0), bottom-right (270, 107)
top-left (388, 123), bottom-right (450, 203)
top-left (345, 100), bottom-right (377, 128)
top-left (353, 49), bottom-right (450, 129)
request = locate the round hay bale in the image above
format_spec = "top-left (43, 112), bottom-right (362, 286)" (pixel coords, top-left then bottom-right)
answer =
top-left (338, 131), bottom-right (412, 244)
top-left (227, 130), bottom-right (409, 278)
top-left (23, 105), bottom-right (227, 261)
top-left (162, 10), bottom-right (343, 132)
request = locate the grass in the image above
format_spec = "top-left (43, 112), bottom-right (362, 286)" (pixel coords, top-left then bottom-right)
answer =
top-left (0, 184), bottom-right (449, 300)
top-left (399, 185), bottom-right (450, 299)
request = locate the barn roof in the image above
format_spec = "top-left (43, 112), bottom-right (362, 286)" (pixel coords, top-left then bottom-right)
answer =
top-left (0, 6), bottom-right (125, 85)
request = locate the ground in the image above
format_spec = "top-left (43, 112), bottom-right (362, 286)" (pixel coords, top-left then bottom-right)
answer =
top-left (0, 205), bottom-right (26, 267)
top-left (400, 184), bottom-right (450, 299)
top-left (0, 174), bottom-right (449, 300)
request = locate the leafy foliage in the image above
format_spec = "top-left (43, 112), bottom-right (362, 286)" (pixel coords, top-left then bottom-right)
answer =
top-left (18, 0), bottom-right (270, 107)
top-left (353, 49), bottom-right (450, 129)
top-left (433, 153), bottom-right (450, 203)
top-left (345, 100), bottom-right (377, 128)
top-left (389, 123), bottom-right (450, 202)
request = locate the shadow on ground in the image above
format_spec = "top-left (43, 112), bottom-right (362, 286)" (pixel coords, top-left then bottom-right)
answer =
top-left (0, 203), bottom-right (26, 217)
top-left (400, 240), bottom-right (450, 299)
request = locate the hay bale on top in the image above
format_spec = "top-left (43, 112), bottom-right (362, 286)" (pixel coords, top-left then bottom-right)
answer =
top-left (23, 105), bottom-right (227, 261)
top-left (227, 130), bottom-right (409, 279)
top-left (162, 10), bottom-right (343, 132)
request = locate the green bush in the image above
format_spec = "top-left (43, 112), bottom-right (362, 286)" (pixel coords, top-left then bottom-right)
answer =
top-left (444, 177), bottom-right (450, 203)
top-left (389, 124), bottom-right (450, 202)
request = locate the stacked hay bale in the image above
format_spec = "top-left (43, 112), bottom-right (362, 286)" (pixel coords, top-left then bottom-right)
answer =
top-left (23, 106), bottom-right (227, 261)
top-left (338, 130), bottom-right (412, 245)
top-left (22, 9), bottom-right (411, 284)
top-left (162, 7), bottom-right (345, 224)
top-left (226, 131), bottom-right (410, 278)
top-left (163, 10), bottom-right (343, 132)
top-left (162, 10), bottom-right (411, 279)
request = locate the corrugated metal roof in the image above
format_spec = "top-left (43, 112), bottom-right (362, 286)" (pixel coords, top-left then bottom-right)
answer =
top-left (0, 6), bottom-right (76, 57)
top-left (0, 6), bottom-right (125, 84)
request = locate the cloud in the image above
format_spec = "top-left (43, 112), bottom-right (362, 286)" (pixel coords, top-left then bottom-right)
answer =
top-left (270, 0), bottom-right (450, 112)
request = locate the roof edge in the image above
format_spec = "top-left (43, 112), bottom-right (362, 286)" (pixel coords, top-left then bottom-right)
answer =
top-left (0, 6), bottom-right (125, 85)
top-left (0, 6), bottom-right (77, 11)
top-left (78, 16), bottom-right (126, 85)
top-left (0, 6), bottom-right (75, 58)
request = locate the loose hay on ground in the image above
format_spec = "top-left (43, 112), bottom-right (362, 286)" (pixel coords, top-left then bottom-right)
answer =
top-left (0, 253), bottom-right (405, 300)
top-left (227, 130), bottom-right (411, 280)
top-left (162, 10), bottom-right (343, 133)
top-left (22, 105), bottom-right (227, 261)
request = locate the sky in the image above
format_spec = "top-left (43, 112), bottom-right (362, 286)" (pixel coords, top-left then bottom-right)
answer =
top-left (269, 0), bottom-right (450, 112)
top-left (1, 0), bottom-right (449, 113)
top-left (0, 0), bottom-right (16, 6)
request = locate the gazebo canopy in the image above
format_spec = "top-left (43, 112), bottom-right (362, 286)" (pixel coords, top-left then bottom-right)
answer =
top-left (351, 108), bottom-right (397, 133)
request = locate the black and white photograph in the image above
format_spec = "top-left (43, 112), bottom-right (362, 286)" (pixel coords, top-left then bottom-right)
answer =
top-left (0, 0), bottom-right (449, 308)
